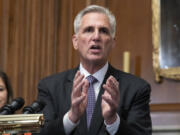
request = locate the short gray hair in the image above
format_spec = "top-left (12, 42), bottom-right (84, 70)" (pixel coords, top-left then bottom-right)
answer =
top-left (74, 5), bottom-right (116, 38)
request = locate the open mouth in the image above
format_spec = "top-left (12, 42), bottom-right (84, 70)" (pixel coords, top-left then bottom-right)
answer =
top-left (90, 45), bottom-right (101, 50)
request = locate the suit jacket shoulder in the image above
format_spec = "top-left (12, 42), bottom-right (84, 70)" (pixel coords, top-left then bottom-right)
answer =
top-left (107, 64), bottom-right (150, 93)
top-left (39, 68), bottom-right (77, 87)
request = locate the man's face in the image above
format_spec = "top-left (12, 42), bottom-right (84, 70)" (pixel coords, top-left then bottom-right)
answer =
top-left (73, 12), bottom-right (115, 65)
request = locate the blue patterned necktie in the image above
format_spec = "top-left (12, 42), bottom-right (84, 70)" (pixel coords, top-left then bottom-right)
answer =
top-left (86, 75), bottom-right (97, 128)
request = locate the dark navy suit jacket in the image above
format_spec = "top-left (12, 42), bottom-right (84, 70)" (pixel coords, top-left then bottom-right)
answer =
top-left (37, 64), bottom-right (152, 135)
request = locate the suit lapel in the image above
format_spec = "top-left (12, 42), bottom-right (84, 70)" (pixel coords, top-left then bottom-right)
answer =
top-left (64, 68), bottom-right (77, 111)
top-left (77, 112), bottom-right (88, 134)
top-left (64, 81), bottom-right (72, 111)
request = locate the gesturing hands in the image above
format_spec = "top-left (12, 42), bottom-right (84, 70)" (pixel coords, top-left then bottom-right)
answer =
top-left (102, 75), bottom-right (120, 124)
top-left (68, 71), bottom-right (89, 123)
top-left (68, 71), bottom-right (120, 125)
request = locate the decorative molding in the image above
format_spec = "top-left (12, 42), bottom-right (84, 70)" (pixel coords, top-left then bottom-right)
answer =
top-left (153, 125), bottom-right (180, 132)
top-left (150, 103), bottom-right (180, 112)
top-left (152, 0), bottom-right (161, 82)
top-left (152, 0), bottom-right (180, 82)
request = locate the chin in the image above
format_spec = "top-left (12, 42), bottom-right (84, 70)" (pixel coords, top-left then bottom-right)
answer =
top-left (88, 58), bottom-right (106, 65)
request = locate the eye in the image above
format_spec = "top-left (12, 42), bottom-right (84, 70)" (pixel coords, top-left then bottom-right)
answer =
top-left (99, 27), bottom-right (110, 35)
top-left (83, 26), bottom-right (94, 33)
top-left (0, 87), bottom-right (5, 91)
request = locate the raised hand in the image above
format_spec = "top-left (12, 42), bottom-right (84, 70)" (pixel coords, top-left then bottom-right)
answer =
top-left (68, 71), bottom-right (89, 123)
top-left (101, 75), bottom-right (120, 124)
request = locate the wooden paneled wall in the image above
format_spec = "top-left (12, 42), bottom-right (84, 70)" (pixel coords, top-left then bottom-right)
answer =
top-left (0, 0), bottom-right (57, 104)
top-left (0, 0), bottom-right (113, 105)
top-left (1, 0), bottom-right (180, 128)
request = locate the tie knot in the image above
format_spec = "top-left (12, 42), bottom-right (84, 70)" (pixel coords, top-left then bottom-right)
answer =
top-left (86, 75), bottom-right (97, 84)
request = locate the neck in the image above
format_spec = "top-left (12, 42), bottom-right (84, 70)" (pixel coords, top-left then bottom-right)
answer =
top-left (81, 60), bottom-right (107, 74)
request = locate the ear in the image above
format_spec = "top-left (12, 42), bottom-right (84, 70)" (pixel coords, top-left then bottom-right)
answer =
top-left (72, 34), bottom-right (78, 50)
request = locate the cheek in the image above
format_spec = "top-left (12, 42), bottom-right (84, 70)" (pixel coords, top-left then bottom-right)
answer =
top-left (78, 38), bottom-right (88, 46)
top-left (77, 40), bottom-right (89, 52)
top-left (78, 34), bottom-right (90, 43)
top-left (104, 40), bottom-right (113, 52)
top-left (0, 90), bottom-right (8, 102)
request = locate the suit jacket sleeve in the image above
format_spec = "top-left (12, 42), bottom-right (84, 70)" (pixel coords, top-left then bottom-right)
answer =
top-left (116, 82), bottom-right (152, 135)
top-left (37, 77), bottom-right (67, 135)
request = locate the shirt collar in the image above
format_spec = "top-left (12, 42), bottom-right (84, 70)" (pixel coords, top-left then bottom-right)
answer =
top-left (79, 62), bottom-right (109, 84)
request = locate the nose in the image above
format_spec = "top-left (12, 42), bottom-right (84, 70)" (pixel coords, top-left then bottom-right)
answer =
top-left (92, 30), bottom-right (101, 42)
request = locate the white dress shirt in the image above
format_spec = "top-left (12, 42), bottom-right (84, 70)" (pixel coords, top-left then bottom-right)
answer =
top-left (63, 62), bottom-right (120, 135)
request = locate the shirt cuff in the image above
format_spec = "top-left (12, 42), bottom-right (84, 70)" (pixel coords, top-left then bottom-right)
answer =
top-left (63, 112), bottom-right (80, 135)
top-left (104, 113), bottom-right (120, 135)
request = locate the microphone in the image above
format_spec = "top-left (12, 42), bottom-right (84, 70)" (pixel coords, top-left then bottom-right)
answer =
top-left (0, 97), bottom-right (25, 115)
top-left (23, 100), bottom-right (45, 114)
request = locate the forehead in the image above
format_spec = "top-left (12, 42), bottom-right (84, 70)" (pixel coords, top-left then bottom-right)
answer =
top-left (80, 12), bottom-right (110, 28)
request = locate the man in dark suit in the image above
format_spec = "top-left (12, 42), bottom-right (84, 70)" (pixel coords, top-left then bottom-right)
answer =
top-left (37, 5), bottom-right (152, 135)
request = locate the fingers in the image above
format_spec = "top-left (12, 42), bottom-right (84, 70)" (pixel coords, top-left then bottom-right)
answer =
top-left (102, 93), bottom-right (117, 109)
top-left (81, 79), bottom-right (89, 107)
top-left (103, 76), bottom-right (119, 101)
top-left (73, 71), bottom-right (84, 89)
top-left (69, 94), bottom-right (86, 123)
top-left (102, 75), bottom-right (120, 114)
top-left (72, 94), bottom-right (86, 107)
top-left (72, 71), bottom-right (85, 97)
top-left (69, 71), bottom-right (89, 122)
top-left (71, 71), bottom-right (89, 106)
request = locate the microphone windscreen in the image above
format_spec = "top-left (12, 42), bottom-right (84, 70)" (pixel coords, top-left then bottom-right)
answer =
top-left (10, 97), bottom-right (25, 111)
top-left (23, 100), bottom-right (46, 114)
top-left (0, 97), bottom-right (25, 115)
